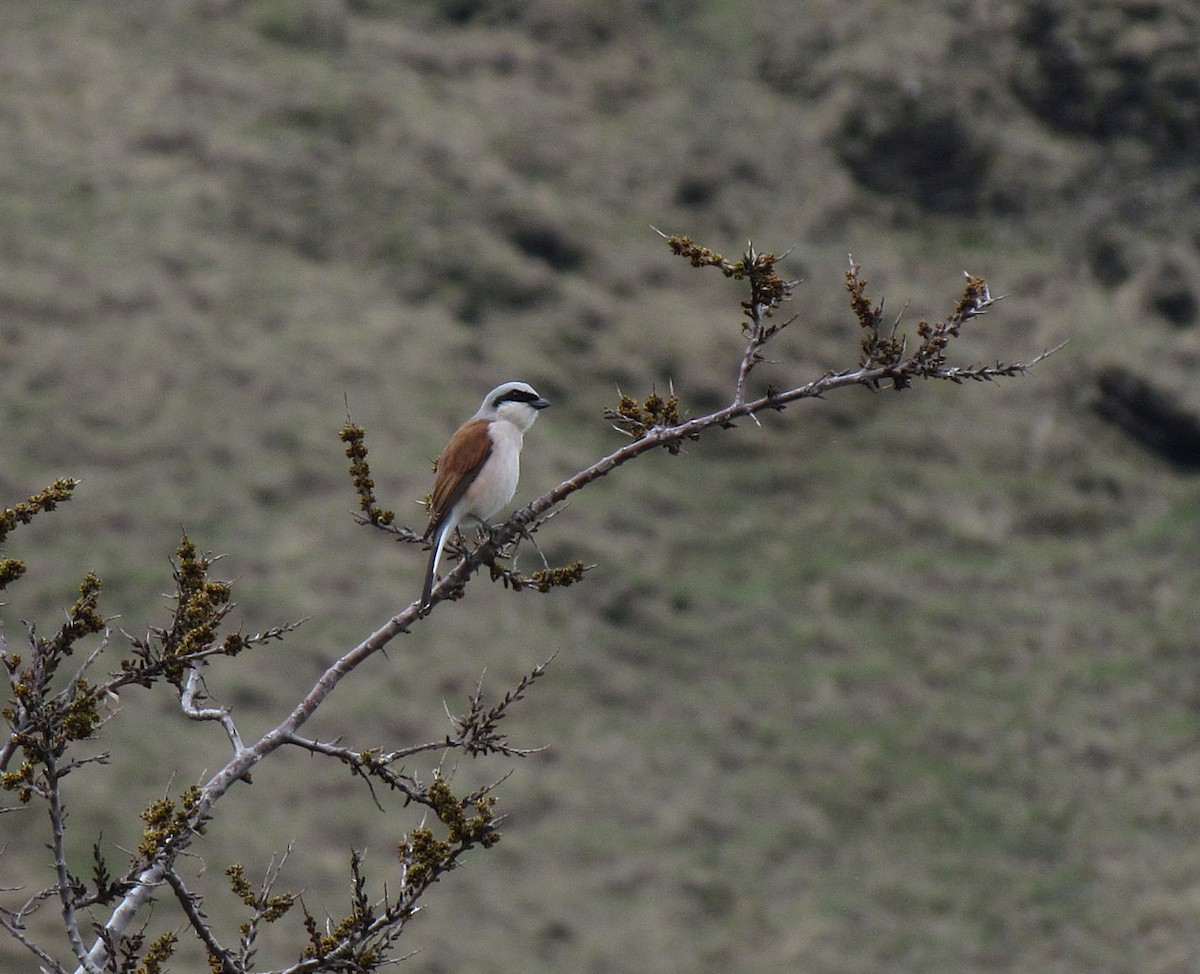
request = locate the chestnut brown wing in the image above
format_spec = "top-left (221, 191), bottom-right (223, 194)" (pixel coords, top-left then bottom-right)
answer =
top-left (426, 418), bottom-right (492, 532)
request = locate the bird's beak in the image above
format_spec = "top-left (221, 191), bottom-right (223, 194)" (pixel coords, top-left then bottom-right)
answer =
top-left (532, 397), bottom-right (551, 410)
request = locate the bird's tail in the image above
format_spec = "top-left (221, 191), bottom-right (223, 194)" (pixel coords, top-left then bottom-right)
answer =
top-left (422, 522), bottom-right (449, 607)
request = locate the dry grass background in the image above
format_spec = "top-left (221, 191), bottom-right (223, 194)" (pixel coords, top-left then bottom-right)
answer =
top-left (3, 1), bottom-right (1200, 972)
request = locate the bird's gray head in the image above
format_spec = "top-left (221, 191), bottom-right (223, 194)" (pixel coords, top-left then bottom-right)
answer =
top-left (476, 381), bottom-right (551, 430)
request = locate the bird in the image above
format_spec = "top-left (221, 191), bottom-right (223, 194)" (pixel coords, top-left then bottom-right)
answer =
top-left (421, 381), bottom-right (550, 606)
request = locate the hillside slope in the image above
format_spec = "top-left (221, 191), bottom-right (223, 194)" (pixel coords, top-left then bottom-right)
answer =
top-left (3, 2), bottom-right (1200, 972)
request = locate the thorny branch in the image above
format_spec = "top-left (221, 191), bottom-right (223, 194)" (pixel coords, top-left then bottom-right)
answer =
top-left (1, 234), bottom-right (1056, 974)
top-left (164, 866), bottom-right (237, 974)
top-left (388, 238), bottom-right (1055, 614)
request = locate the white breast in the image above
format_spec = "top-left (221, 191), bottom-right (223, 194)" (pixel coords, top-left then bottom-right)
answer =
top-left (463, 420), bottom-right (524, 521)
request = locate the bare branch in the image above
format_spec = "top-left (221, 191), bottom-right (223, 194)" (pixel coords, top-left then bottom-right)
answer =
top-left (44, 753), bottom-right (99, 973)
top-left (0, 908), bottom-right (69, 974)
top-left (163, 867), bottom-right (237, 974)
top-left (180, 666), bottom-right (245, 754)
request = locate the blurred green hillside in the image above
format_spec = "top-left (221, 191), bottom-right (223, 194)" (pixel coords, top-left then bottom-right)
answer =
top-left (4, 1), bottom-right (1200, 972)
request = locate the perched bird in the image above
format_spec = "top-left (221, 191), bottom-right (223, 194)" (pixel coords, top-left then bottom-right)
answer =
top-left (422, 381), bottom-right (550, 606)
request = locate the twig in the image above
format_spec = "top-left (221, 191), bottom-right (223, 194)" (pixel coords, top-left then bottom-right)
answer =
top-left (163, 867), bottom-right (237, 974)
top-left (0, 909), bottom-right (69, 974)
top-left (44, 752), bottom-right (99, 973)
top-left (180, 665), bottom-right (245, 754)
